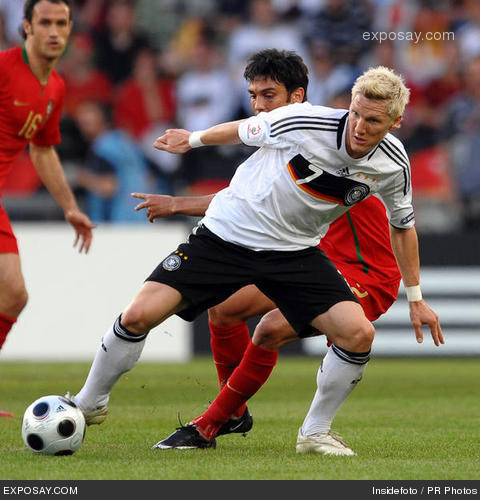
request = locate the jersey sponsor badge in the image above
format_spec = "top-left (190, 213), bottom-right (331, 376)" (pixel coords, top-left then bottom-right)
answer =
top-left (162, 254), bottom-right (182, 271)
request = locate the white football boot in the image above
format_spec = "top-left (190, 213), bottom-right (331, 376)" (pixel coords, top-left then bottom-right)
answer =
top-left (65, 392), bottom-right (108, 426)
top-left (296, 428), bottom-right (356, 456)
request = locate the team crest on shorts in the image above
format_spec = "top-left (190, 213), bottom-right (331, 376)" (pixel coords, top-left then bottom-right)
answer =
top-left (162, 254), bottom-right (182, 271)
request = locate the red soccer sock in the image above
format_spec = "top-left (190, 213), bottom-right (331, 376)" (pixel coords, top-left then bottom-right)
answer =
top-left (194, 341), bottom-right (278, 440)
top-left (209, 321), bottom-right (250, 417)
top-left (209, 321), bottom-right (251, 387)
top-left (0, 312), bottom-right (16, 351)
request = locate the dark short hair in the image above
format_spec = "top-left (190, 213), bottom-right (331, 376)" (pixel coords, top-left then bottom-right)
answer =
top-left (22, 0), bottom-right (71, 39)
top-left (243, 49), bottom-right (309, 101)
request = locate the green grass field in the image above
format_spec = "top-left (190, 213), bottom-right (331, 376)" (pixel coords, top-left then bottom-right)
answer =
top-left (0, 357), bottom-right (479, 480)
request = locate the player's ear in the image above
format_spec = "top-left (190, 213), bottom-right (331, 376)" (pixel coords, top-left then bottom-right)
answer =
top-left (23, 19), bottom-right (32, 36)
top-left (290, 87), bottom-right (305, 104)
top-left (389, 114), bottom-right (402, 131)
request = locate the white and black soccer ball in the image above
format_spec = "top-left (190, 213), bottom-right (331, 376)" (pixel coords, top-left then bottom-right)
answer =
top-left (21, 395), bottom-right (86, 456)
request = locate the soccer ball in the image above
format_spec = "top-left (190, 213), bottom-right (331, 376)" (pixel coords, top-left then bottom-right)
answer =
top-left (21, 395), bottom-right (86, 456)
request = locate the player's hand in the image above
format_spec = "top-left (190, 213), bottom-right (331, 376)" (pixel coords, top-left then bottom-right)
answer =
top-left (64, 209), bottom-right (96, 254)
top-left (132, 193), bottom-right (175, 222)
top-left (153, 129), bottom-right (192, 154)
top-left (409, 300), bottom-right (444, 346)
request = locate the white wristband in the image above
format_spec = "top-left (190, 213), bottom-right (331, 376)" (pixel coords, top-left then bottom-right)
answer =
top-left (405, 285), bottom-right (422, 302)
top-left (188, 131), bottom-right (205, 148)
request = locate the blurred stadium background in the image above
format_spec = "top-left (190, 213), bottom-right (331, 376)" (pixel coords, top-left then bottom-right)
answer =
top-left (1, 0), bottom-right (479, 361)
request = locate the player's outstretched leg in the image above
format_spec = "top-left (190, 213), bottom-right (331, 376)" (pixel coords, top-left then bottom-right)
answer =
top-left (71, 280), bottom-right (184, 426)
top-left (71, 315), bottom-right (147, 425)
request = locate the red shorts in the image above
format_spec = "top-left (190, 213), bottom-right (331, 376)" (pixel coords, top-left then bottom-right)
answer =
top-left (342, 274), bottom-right (400, 322)
top-left (0, 202), bottom-right (19, 254)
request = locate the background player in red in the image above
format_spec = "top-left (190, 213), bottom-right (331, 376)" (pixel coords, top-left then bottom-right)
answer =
top-left (0, 0), bottom-right (95, 415)
top-left (131, 50), bottom-right (401, 453)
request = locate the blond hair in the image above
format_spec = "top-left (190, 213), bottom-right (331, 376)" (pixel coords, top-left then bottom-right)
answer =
top-left (351, 66), bottom-right (410, 119)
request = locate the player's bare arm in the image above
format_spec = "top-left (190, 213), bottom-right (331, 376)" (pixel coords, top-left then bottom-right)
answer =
top-left (153, 120), bottom-right (245, 154)
top-left (390, 225), bottom-right (444, 346)
top-left (29, 143), bottom-right (95, 253)
top-left (132, 193), bottom-right (214, 222)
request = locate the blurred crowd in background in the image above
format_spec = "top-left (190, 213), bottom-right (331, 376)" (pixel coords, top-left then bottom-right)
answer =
top-left (1, 0), bottom-right (480, 233)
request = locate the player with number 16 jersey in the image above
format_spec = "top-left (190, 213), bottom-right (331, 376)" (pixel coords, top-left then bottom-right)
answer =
top-left (0, 44), bottom-right (66, 257)
top-left (0, 0), bottom-right (94, 378)
top-left (0, 45), bottom-right (65, 194)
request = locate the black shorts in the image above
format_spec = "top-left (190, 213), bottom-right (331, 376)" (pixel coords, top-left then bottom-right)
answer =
top-left (146, 225), bottom-right (358, 337)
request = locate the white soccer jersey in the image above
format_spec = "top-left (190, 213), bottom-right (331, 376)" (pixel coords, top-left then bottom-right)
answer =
top-left (201, 102), bottom-right (413, 251)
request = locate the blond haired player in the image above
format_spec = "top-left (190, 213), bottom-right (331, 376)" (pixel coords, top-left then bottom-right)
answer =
top-left (72, 62), bottom-right (443, 456)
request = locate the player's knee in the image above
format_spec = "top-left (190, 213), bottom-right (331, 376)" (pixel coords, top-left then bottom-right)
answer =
top-left (252, 318), bottom-right (285, 351)
top-left (2, 285), bottom-right (28, 317)
top-left (208, 304), bottom-right (237, 327)
top-left (15, 287), bottom-right (28, 313)
top-left (349, 320), bottom-right (375, 352)
top-left (120, 306), bottom-right (151, 335)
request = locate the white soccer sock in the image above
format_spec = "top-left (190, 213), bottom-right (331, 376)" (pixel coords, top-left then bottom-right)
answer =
top-left (74, 316), bottom-right (147, 413)
top-left (301, 344), bottom-right (369, 436)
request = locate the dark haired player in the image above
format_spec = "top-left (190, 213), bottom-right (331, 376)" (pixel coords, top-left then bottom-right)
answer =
top-left (0, 0), bottom-right (95, 416)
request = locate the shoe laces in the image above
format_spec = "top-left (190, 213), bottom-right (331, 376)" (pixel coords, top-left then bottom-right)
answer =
top-left (327, 430), bottom-right (350, 448)
top-left (174, 413), bottom-right (201, 434)
top-left (176, 412), bottom-right (185, 429)
top-left (175, 413), bottom-right (190, 430)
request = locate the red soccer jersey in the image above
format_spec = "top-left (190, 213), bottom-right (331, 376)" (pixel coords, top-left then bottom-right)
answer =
top-left (0, 46), bottom-right (65, 192)
top-left (320, 195), bottom-right (402, 320)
